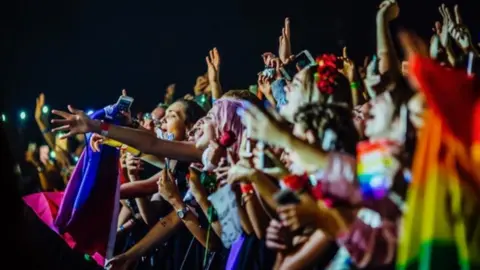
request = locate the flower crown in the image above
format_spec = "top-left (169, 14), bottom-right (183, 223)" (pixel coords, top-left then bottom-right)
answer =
top-left (314, 54), bottom-right (339, 95)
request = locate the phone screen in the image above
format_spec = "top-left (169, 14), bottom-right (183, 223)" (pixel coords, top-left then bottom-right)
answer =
top-left (117, 96), bottom-right (134, 112)
top-left (280, 50), bottom-right (316, 80)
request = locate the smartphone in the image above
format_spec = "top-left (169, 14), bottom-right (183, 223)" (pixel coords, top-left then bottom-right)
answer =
top-left (274, 189), bottom-right (300, 205)
top-left (261, 68), bottom-right (275, 78)
top-left (280, 50), bottom-right (316, 81)
top-left (116, 95), bottom-right (134, 112)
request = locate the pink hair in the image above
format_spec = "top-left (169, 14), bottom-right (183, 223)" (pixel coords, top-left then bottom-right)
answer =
top-left (208, 98), bottom-right (245, 156)
top-left (187, 98), bottom-right (246, 160)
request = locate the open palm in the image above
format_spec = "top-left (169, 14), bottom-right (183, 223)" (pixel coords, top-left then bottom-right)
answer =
top-left (51, 105), bottom-right (96, 138)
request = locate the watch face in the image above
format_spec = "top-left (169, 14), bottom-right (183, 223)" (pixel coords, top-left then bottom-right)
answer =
top-left (177, 209), bottom-right (185, 219)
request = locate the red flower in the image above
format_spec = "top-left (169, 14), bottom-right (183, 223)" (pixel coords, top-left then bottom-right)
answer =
top-left (315, 54), bottom-right (339, 94)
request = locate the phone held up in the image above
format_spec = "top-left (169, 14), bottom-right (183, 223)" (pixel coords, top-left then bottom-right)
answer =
top-left (280, 50), bottom-right (316, 81)
top-left (116, 95), bottom-right (134, 112)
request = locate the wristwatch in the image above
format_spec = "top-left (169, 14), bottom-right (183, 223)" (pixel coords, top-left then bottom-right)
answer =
top-left (176, 207), bottom-right (190, 219)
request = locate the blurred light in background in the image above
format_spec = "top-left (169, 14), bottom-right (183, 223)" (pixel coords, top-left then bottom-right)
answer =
top-left (19, 111), bottom-right (27, 120)
top-left (42, 105), bottom-right (49, 114)
top-left (1, 114), bottom-right (6, 122)
top-left (74, 156), bottom-right (79, 162)
top-left (49, 151), bottom-right (56, 159)
top-left (87, 110), bottom-right (94, 115)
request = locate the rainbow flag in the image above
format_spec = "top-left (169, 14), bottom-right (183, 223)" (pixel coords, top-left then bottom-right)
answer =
top-left (396, 55), bottom-right (480, 270)
top-left (357, 140), bottom-right (401, 200)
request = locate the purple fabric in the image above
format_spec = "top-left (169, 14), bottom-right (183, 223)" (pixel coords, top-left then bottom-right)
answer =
top-left (225, 234), bottom-right (246, 270)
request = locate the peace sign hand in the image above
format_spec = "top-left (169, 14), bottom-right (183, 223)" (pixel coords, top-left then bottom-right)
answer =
top-left (51, 105), bottom-right (99, 139)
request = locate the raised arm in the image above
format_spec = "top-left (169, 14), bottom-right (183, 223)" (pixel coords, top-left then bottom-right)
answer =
top-left (51, 105), bottom-right (203, 162)
top-left (376, 0), bottom-right (401, 78)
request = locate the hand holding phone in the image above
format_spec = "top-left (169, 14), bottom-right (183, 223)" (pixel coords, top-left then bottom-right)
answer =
top-left (116, 95), bottom-right (134, 112)
top-left (280, 50), bottom-right (316, 81)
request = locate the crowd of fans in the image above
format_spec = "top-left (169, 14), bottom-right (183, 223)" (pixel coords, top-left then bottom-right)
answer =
top-left (17, 1), bottom-right (480, 269)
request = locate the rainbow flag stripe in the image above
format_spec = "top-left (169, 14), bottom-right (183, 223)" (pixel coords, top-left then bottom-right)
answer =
top-left (396, 55), bottom-right (480, 270)
top-left (357, 140), bottom-right (400, 200)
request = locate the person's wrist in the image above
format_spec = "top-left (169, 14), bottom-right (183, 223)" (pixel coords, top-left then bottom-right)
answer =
top-left (170, 198), bottom-right (186, 211)
top-left (89, 119), bottom-right (102, 133)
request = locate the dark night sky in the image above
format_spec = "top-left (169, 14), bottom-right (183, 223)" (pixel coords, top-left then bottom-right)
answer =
top-left (0, 0), bottom-right (478, 150)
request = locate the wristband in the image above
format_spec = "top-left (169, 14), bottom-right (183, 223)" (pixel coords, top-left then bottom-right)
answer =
top-left (100, 122), bottom-right (110, 137)
top-left (119, 224), bottom-right (124, 232)
top-left (282, 174), bottom-right (309, 192)
top-left (350, 81), bottom-right (360, 90)
top-left (240, 183), bottom-right (254, 194)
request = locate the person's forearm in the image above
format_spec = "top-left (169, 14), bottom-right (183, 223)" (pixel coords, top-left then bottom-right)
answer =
top-left (237, 195), bottom-right (254, 235)
top-left (124, 211), bottom-right (182, 258)
top-left (120, 173), bottom-right (160, 199)
top-left (91, 122), bottom-right (203, 162)
top-left (253, 174), bottom-right (280, 210)
top-left (118, 205), bottom-right (132, 228)
top-left (279, 230), bottom-right (332, 270)
top-left (376, 17), bottom-right (401, 77)
top-left (191, 188), bottom-right (223, 238)
top-left (244, 193), bottom-right (270, 239)
top-left (169, 198), bottom-right (221, 249)
top-left (36, 119), bottom-right (56, 150)
top-left (211, 80), bottom-right (222, 100)
top-left (140, 154), bottom-right (165, 168)
top-left (135, 196), bottom-right (156, 226)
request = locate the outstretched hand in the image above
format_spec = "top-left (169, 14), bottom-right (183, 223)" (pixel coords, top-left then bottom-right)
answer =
top-left (51, 105), bottom-right (98, 139)
top-left (278, 18), bottom-right (292, 63)
top-left (206, 47), bottom-right (221, 83)
top-left (338, 47), bottom-right (357, 82)
top-left (237, 102), bottom-right (289, 148)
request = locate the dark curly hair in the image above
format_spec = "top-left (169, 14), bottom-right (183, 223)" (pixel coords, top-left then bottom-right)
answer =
top-left (294, 103), bottom-right (359, 155)
top-left (176, 99), bottom-right (206, 126)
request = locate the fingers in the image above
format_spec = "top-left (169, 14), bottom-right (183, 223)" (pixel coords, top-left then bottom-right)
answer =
top-left (284, 17), bottom-right (290, 38)
top-left (50, 118), bottom-right (72, 125)
top-left (122, 89), bottom-right (127, 96)
top-left (454, 5), bottom-right (462, 25)
top-left (439, 5), bottom-right (445, 18)
top-left (206, 56), bottom-right (213, 67)
top-left (67, 105), bottom-right (82, 114)
top-left (51, 109), bottom-right (72, 119)
top-left (51, 124), bottom-right (70, 133)
top-left (342, 46), bottom-right (348, 59)
top-left (59, 132), bottom-right (75, 140)
top-left (213, 47), bottom-right (220, 65)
